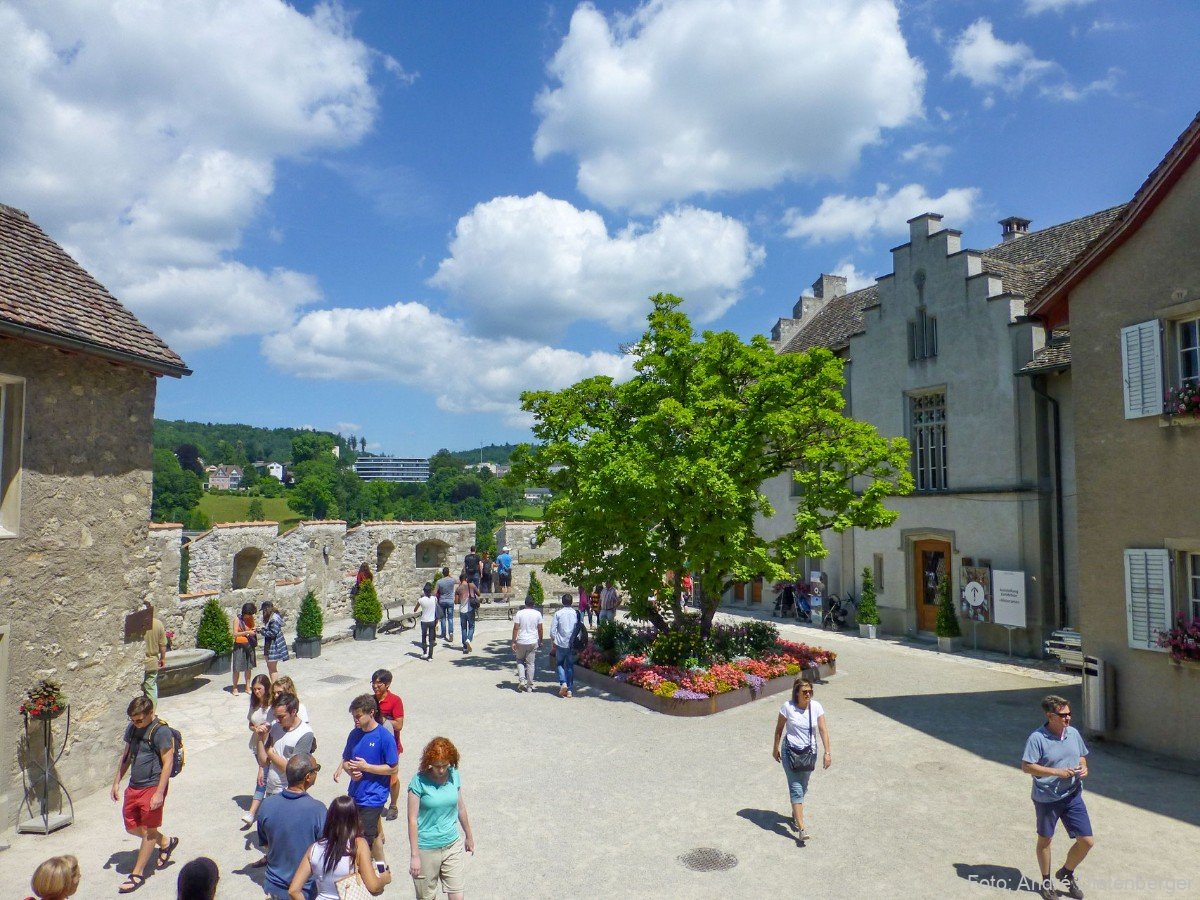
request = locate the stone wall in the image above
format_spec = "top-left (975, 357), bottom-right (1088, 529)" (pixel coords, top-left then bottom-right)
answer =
top-left (494, 521), bottom-right (573, 598)
top-left (0, 340), bottom-right (159, 829)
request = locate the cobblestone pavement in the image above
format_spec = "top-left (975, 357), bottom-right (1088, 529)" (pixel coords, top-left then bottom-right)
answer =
top-left (2, 613), bottom-right (1196, 899)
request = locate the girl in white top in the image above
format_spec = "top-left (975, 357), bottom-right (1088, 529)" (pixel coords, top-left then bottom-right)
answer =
top-left (771, 677), bottom-right (831, 845)
top-left (241, 674), bottom-right (273, 828)
top-left (289, 796), bottom-right (391, 900)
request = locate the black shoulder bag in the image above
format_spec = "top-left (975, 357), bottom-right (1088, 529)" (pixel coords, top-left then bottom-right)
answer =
top-left (785, 703), bottom-right (818, 772)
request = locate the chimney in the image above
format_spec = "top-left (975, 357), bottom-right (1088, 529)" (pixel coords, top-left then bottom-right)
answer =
top-left (999, 216), bottom-right (1031, 242)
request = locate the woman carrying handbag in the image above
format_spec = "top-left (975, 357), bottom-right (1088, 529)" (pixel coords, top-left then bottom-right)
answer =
top-left (771, 677), bottom-right (832, 846)
top-left (287, 796), bottom-right (391, 900)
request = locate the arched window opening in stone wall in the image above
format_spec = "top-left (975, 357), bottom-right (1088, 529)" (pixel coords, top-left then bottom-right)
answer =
top-left (415, 539), bottom-right (449, 568)
top-left (377, 540), bottom-right (395, 572)
top-left (232, 547), bottom-right (264, 590)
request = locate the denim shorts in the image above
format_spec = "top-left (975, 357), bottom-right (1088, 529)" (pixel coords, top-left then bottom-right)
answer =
top-left (1034, 789), bottom-right (1092, 839)
top-left (781, 756), bottom-right (813, 804)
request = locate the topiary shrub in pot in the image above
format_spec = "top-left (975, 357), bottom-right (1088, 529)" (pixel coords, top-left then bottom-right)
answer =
top-left (295, 590), bottom-right (324, 658)
top-left (197, 596), bottom-right (234, 673)
top-left (935, 575), bottom-right (962, 652)
top-left (527, 571), bottom-right (545, 608)
top-left (353, 579), bottom-right (382, 641)
top-left (857, 566), bottom-right (881, 638)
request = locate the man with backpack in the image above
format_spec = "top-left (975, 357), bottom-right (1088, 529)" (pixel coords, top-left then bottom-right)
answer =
top-left (551, 593), bottom-right (585, 698)
top-left (480, 550), bottom-right (495, 594)
top-left (462, 545), bottom-right (482, 589)
top-left (111, 695), bottom-right (180, 894)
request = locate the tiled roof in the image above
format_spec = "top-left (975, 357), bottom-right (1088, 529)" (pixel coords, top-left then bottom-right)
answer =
top-left (0, 203), bottom-right (188, 376)
top-left (1020, 330), bottom-right (1072, 373)
top-left (980, 206), bottom-right (1126, 308)
top-left (780, 285), bottom-right (877, 355)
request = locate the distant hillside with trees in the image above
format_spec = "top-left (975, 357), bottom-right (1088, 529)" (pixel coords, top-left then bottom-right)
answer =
top-left (449, 443), bottom-right (520, 466)
top-left (153, 419), bottom-right (360, 466)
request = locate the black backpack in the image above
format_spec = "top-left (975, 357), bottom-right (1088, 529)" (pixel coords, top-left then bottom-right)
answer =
top-left (571, 610), bottom-right (589, 651)
top-left (130, 719), bottom-right (185, 778)
top-left (482, 558), bottom-right (494, 577)
top-left (463, 553), bottom-right (479, 576)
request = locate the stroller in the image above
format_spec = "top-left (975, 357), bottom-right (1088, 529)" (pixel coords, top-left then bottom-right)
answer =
top-left (773, 582), bottom-right (812, 623)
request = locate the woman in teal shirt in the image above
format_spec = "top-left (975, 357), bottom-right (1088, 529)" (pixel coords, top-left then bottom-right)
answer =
top-left (407, 737), bottom-right (475, 900)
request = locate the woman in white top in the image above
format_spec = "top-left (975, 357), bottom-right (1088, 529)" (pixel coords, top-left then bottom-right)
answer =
top-left (288, 796), bottom-right (391, 900)
top-left (771, 677), bottom-right (831, 845)
top-left (240, 674), bottom-right (273, 829)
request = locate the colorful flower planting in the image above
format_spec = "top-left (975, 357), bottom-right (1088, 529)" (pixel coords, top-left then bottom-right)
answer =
top-left (577, 620), bottom-right (834, 702)
top-left (19, 679), bottom-right (66, 720)
top-left (1158, 614), bottom-right (1200, 662)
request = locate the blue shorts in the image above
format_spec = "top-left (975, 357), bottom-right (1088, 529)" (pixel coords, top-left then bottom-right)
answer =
top-left (781, 756), bottom-right (813, 804)
top-left (1034, 790), bottom-right (1092, 839)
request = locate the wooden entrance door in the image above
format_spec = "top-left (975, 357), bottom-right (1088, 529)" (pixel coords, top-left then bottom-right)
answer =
top-left (750, 578), bottom-right (763, 604)
top-left (913, 539), bottom-right (950, 632)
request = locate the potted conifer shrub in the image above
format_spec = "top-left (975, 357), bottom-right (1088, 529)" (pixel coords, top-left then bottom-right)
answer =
top-left (857, 566), bottom-right (881, 639)
top-left (295, 590), bottom-right (323, 658)
top-left (197, 597), bottom-right (234, 673)
top-left (353, 579), bottom-right (382, 641)
top-left (935, 576), bottom-right (962, 652)
top-left (527, 570), bottom-right (545, 608)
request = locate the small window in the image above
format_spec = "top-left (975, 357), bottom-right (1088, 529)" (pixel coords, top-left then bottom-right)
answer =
top-left (908, 307), bottom-right (937, 361)
top-left (1189, 553), bottom-right (1200, 621)
top-left (1120, 320), bottom-right (1164, 419)
top-left (1124, 548), bottom-right (1170, 651)
top-left (1179, 318), bottom-right (1200, 387)
top-left (872, 553), bottom-right (884, 592)
top-left (789, 469), bottom-right (803, 498)
top-left (0, 377), bottom-right (26, 538)
top-left (909, 390), bottom-right (948, 491)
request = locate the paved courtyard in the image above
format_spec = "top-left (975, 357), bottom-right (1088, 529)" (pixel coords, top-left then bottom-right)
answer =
top-left (3, 612), bottom-right (1197, 899)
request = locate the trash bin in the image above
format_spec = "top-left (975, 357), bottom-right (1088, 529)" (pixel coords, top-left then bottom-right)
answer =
top-left (1081, 655), bottom-right (1108, 737)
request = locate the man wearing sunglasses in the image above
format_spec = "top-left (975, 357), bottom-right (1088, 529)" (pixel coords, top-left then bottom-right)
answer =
top-left (1021, 694), bottom-right (1094, 900)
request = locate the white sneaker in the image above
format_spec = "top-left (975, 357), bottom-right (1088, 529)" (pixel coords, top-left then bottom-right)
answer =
top-left (240, 814), bottom-right (254, 829)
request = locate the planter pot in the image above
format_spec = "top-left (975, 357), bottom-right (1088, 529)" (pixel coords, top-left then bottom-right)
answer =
top-left (937, 636), bottom-right (962, 653)
top-left (159, 649), bottom-right (216, 695)
top-left (206, 651), bottom-right (232, 674)
top-left (1169, 657), bottom-right (1200, 672)
top-left (353, 623), bottom-right (377, 642)
top-left (294, 636), bottom-right (322, 658)
top-left (859, 623), bottom-right (878, 639)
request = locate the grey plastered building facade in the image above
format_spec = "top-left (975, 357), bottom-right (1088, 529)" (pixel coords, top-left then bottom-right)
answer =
top-left (0, 203), bottom-right (189, 826)
top-left (1031, 112), bottom-right (1200, 760)
top-left (757, 207), bottom-right (1120, 656)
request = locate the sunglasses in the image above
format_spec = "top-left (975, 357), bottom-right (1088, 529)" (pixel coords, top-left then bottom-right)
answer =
top-left (1050, 710), bottom-right (1072, 718)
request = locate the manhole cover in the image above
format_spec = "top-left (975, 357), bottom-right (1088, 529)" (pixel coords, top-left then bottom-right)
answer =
top-left (319, 674), bottom-right (358, 685)
top-left (678, 848), bottom-right (738, 872)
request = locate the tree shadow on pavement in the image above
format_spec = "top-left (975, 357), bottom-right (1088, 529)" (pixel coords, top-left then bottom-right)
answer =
top-left (953, 863), bottom-right (1032, 892)
top-left (852, 686), bottom-right (1200, 827)
top-left (736, 808), bottom-right (793, 840)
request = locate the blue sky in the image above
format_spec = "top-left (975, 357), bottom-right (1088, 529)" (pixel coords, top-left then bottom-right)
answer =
top-left (1, 0), bottom-right (1196, 456)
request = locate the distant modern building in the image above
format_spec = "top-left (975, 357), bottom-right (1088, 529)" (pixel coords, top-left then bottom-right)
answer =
top-left (524, 487), bottom-right (552, 502)
top-left (353, 455), bottom-right (430, 482)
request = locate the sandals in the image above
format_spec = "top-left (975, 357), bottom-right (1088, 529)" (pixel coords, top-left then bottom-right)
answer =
top-left (118, 873), bottom-right (146, 893)
top-left (156, 836), bottom-right (179, 869)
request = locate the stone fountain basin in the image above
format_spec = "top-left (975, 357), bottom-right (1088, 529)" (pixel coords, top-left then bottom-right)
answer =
top-left (159, 648), bottom-right (215, 695)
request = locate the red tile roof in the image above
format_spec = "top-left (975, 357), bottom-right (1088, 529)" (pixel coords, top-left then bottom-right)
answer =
top-left (0, 203), bottom-right (189, 376)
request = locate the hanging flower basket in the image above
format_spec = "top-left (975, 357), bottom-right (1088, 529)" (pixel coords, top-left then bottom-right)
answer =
top-left (1157, 614), bottom-right (1200, 663)
top-left (19, 679), bottom-right (66, 720)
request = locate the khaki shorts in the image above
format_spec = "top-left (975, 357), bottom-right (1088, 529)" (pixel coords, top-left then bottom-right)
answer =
top-left (413, 836), bottom-right (465, 899)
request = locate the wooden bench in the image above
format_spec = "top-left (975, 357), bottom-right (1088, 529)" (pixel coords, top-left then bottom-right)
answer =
top-left (380, 601), bottom-right (420, 633)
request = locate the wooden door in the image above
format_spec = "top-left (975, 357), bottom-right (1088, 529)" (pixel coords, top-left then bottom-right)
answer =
top-left (913, 539), bottom-right (950, 632)
top-left (733, 582), bottom-right (745, 602)
top-left (751, 578), bottom-right (763, 603)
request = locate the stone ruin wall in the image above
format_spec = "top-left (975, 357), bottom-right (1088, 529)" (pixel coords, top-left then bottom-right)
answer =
top-left (494, 521), bottom-right (574, 599)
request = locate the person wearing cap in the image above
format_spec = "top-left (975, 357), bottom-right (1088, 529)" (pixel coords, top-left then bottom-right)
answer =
top-left (260, 601), bottom-right (289, 681)
top-left (496, 546), bottom-right (513, 596)
top-left (256, 754), bottom-right (326, 900)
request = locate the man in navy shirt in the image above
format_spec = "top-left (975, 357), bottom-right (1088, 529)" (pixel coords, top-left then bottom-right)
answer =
top-left (335, 694), bottom-right (399, 862)
top-left (256, 754), bottom-right (325, 900)
top-left (1021, 694), bottom-right (1094, 900)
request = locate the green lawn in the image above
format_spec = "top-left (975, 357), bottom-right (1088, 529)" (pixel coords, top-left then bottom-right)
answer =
top-left (197, 495), bottom-right (299, 529)
top-left (498, 504), bottom-right (545, 520)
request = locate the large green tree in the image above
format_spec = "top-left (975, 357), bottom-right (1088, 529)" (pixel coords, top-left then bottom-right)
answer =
top-left (152, 449), bottom-right (203, 522)
top-left (509, 294), bottom-right (913, 636)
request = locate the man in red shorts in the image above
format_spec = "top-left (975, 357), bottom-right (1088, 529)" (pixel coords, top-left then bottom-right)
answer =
top-left (371, 669), bottom-right (405, 820)
top-left (111, 695), bottom-right (178, 893)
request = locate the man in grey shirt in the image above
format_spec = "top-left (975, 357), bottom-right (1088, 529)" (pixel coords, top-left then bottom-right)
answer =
top-left (434, 566), bottom-right (458, 643)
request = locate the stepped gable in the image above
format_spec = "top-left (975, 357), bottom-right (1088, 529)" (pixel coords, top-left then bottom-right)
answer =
top-left (1020, 330), bottom-right (1072, 374)
top-left (0, 203), bottom-right (188, 376)
top-left (980, 205), bottom-right (1125, 307)
top-left (780, 285), bottom-right (877, 355)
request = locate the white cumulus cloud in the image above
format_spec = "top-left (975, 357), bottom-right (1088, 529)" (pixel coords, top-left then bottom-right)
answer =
top-left (262, 302), bottom-right (636, 426)
top-left (428, 193), bottom-right (764, 340)
top-left (950, 19), bottom-right (1056, 91)
top-left (1024, 0), bottom-right (1094, 14)
top-left (0, 0), bottom-right (391, 350)
top-left (533, 0), bottom-right (925, 211)
top-left (783, 183), bottom-right (980, 244)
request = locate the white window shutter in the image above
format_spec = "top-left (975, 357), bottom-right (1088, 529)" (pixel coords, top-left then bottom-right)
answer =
top-left (1124, 549), bottom-right (1171, 651)
top-left (1120, 321), bottom-right (1163, 419)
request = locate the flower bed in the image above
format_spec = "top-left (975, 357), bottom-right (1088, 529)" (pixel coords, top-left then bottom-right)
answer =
top-left (575, 621), bottom-right (835, 716)
top-left (1158, 614), bottom-right (1200, 663)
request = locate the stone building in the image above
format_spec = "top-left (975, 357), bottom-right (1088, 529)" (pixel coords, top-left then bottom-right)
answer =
top-left (1029, 112), bottom-right (1200, 759)
top-left (0, 203), bottom-right (188, 828)
top-left (754, 205), bottom-right (1121, 656)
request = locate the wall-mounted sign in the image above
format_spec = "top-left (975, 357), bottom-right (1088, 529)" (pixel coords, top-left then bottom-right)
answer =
top-left (960, 565), bottom-right (992, 623)
top-left (993, 570), bottom-right (1027, 628)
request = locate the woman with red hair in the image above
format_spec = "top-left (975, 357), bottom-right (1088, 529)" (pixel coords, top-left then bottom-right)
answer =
top-left (407, 737), bottom-right (475, 900)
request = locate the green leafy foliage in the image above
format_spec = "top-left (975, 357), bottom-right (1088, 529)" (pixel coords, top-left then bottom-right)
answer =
top-left (152, 449), bottom-right (203, 523)
top-left (709, 620), bottom-right (780, 660)
top-left (247, 498), bottom-right (265, 521)
top-left (196, 598), bottom-right (233, 654)
top-left (296, 590), bottom-right (324, 640)
top-left (510, 294), bottom-right (913, 635)
top-left (593, 619), bottom-right (652, 661)
top-left (857, 565), bottom-right (881, 626)
top-left (935, 576), bottom-right (961, 638)
top-left (649, 627), bottom-right (713, 667)
top-left (527, 571), bottom-right (545, 608)
top-left (353, 579), bottom-right (383, 626)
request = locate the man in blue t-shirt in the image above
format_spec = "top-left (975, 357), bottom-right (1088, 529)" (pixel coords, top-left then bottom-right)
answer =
top-left (256, 754), bottom-right (326, 900)
top-left (496, 547), bottom-right (513, 595)
top-left (1021, 694), bottom-right (1094, 900)
top-left (335, 693), bottom-right (399, 862)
